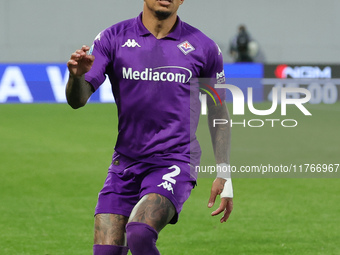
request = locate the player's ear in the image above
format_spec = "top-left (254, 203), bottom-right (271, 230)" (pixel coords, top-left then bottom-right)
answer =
top-left (179, 0), bottom-right (184, 5)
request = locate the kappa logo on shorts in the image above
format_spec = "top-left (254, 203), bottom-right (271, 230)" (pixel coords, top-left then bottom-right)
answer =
top-left (157, 181), bottom-right (174, 194)
top-left (177, 40), bottom-right (195, 55)
top-left (122, 39), bottom-right (141, 48)
top-left (157, 165), bottom-right (181, 195)
top-left (157, 165), bottom-right (181, 194)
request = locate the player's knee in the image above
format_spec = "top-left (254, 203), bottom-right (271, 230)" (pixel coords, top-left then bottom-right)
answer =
top-left (129, 193), bottom-right (176, 232)
top-left (126, 222), bottom-right (159, 255)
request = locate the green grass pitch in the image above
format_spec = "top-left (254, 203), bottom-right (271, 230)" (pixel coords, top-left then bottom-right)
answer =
top-left (0, 102), bottom-right (339, 255)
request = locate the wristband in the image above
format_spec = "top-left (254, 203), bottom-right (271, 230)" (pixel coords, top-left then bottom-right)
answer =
top-left (216, 163), bottom-right (233, 198)
top-left (220, 178), bottom-right (233, 198)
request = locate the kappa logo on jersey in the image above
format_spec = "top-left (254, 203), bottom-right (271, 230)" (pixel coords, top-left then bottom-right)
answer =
top-left (89, 32), bottom-right (102, 55)
top-left (178, 41), bottom-right (195, 55)
top-left (94, 32), bottom-right (102, 41)
top-left (216, 43), bottom-right (222, 55)
top-left (157, 181), bottom-right (174, 194)
top-left (122, 39), bottom-right (141, 48)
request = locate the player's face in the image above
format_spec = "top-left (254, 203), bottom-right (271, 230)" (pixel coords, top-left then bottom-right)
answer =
top-left (144, 0), bottom-right (184, 20)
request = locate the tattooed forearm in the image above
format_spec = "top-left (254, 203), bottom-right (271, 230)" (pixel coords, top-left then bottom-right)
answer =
top-left (94, 214), bottom-right (128, 245)
top-left (128, 193), bottom-right (176, 232)
top-left (207, 101), bottom-right (231, 164)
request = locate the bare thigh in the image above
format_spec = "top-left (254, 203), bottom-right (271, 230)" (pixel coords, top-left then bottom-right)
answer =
top-left (128, 193), bottom-right (176, 233)
top-left (94, 213), bottom-right (129, 245)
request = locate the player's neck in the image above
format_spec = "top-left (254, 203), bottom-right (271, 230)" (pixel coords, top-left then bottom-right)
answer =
top-left (142, 10), bottom-right (178, 39)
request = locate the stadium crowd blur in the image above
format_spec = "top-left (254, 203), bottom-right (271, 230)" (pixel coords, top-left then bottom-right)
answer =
top-left (229, 25), bottom-right (266, 63)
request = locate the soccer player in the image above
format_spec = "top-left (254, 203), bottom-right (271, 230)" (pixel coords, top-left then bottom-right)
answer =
top-left (66, 0), bottom-right (233, 254)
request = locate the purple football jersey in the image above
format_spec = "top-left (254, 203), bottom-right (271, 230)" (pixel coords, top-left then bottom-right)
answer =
top-left (85, 13), bottom-right (225, 168)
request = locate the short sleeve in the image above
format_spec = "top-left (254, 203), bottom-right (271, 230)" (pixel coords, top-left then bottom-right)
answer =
top-left (201, 42), bottom-right (226, 104)
top-left (85, 29), bottom-right (112, 91)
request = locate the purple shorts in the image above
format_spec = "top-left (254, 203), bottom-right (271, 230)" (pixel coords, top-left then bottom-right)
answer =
top-left (95, 152), bottom-right (196, 224)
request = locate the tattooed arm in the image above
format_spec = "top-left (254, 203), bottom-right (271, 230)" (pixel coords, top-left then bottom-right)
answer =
top-left (206, 101), bottom-right (233, 223)
top-left (66, 45), bottom-right (95, 109)
top-left (207, 101), bottom-right (231, 164)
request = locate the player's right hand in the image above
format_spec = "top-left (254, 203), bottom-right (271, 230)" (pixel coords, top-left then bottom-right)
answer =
top-left (67, 45), bottom-right (95, 77)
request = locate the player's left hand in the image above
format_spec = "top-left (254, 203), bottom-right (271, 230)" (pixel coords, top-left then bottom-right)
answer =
top-left (208, 178), bottom-right (233, 223)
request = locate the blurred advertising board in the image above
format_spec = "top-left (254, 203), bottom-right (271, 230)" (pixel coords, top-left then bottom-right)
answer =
top-left (0, 64), bottom-right (114, 103)
top-left (0, 63), bottom-right (339, 104)
top-left (263, 64), bottom-right (340, 104)
top-left (224, 63), bottom-right (263, 103)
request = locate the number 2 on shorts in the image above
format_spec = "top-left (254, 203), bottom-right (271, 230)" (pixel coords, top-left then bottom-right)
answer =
top-left (162, 165), bottom-right (181, 184)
